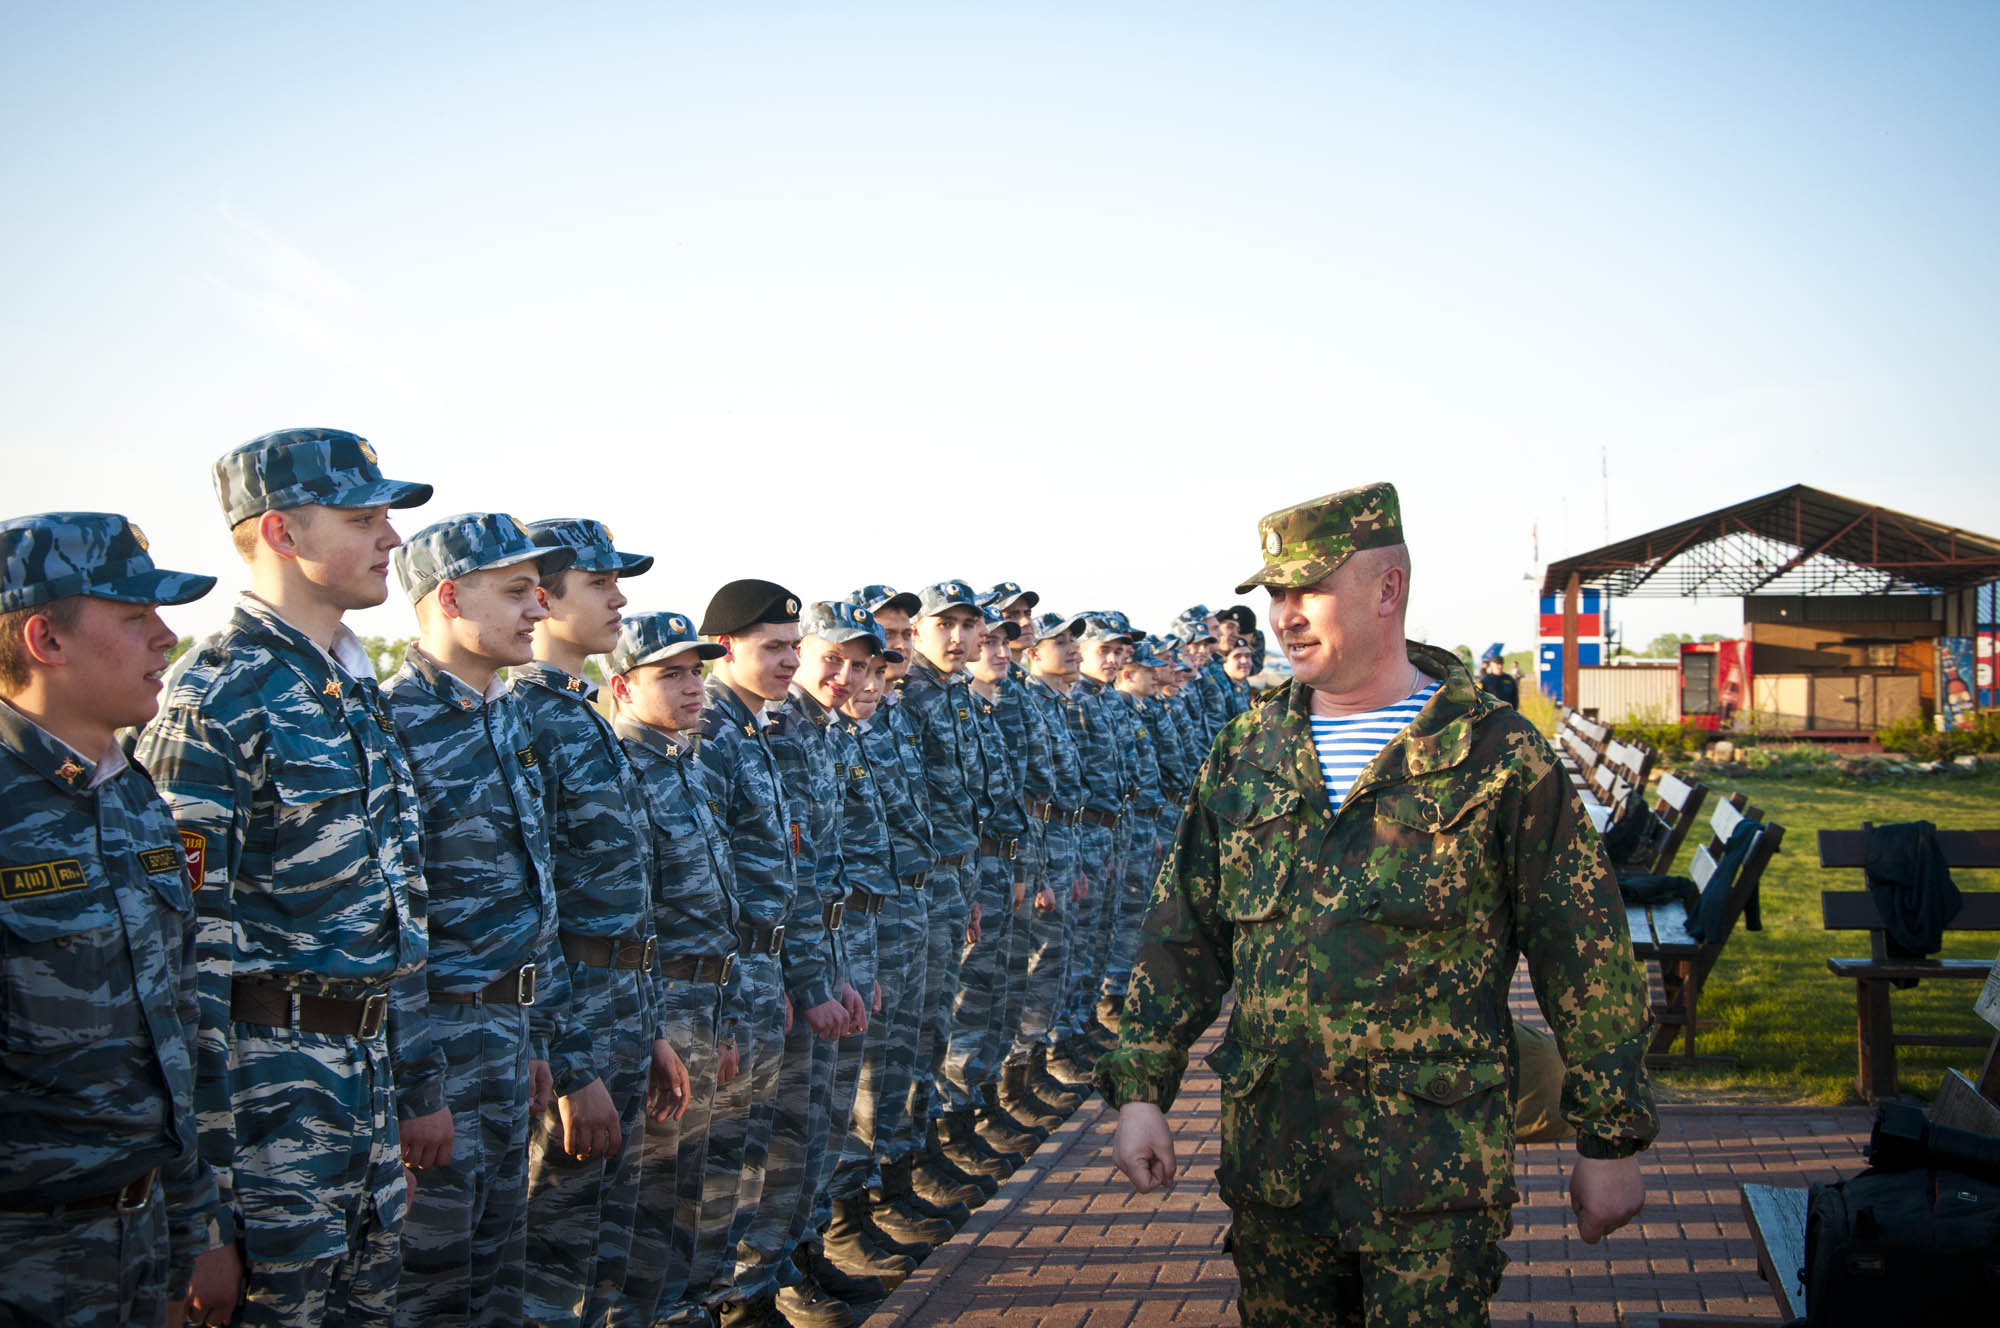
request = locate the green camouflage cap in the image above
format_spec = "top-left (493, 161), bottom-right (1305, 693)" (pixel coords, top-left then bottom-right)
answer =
top-left (524, 517), bottom-right (653, 577)
top-left (214, 427), bottom-right (432, 527)
top-left (609, 610), bottom-right (725, 674)
top-left (0, 511), bottom-right (216, 612)
top-left (1233, 481), bottom-right (1403, 595)
top-left (392, 512), bottom-right (576, 604)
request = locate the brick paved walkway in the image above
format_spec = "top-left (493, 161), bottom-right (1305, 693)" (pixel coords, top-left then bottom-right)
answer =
top-left (866, 971), bottom-right (1871, 1326)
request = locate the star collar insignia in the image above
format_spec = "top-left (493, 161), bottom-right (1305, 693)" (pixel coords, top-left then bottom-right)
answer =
top-left (566, 677), bottom-right (585, 692)
top-left (55, 759), bottom-right (85, 784)
top-left (322, 677), bottom-right (343, 699)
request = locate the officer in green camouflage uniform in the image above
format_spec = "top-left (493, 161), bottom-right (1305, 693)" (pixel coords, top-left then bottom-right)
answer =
top-left (1099, 483), bottom-right (1656, 1328)
top-left (1, 513), bottom-right (223, 1328)
top-left (136, 430), bottom-right (441, 1328)
top-left (513, 518), bottom-right (661, 1327)
top-left (385, 513), bottom-right (579, 1327)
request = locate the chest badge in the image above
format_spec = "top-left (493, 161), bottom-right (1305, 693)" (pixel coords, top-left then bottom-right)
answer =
top-left (323, 678), bottom-right (343, 699)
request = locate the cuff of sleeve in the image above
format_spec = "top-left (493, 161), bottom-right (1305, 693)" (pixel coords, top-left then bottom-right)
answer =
top-left (1574, 1132), bottom-right (1647, 1160)
top-left (790, 979), bottom-right (837, 1010)
top-left (397, 1079), bottom-right (447, 1121)
top-left (209, 1206), bottom-right (237, 1248)
top-left (167, 1265), bottom-right (193, 1301)
top-left (1093, 1047), bottom-right (1178, 1112)
top-left (553, 1057), bottom-right (598, 1099)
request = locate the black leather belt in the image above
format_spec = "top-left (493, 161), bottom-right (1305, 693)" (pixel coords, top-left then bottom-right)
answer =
top-left (739, 920), bottom-right (786, 956)
top-left (845, 890), bottom-right (887, 915)
top-left (936, 852), bottom-right (968, 868)
top-left (1080, 808), bottom-right (1121, 828)
top-left (821, 899), bottom-right (846, 931)
top-left (657, 952), bottom-right (736, 985)
top-left (430, 964), bottom-right (538, 1006)
top-left (978, 835), bottom-right (1021, 860)
top-left (232, 977), bottom-right (389, 1037)
top-left (560, 932), bottom-right (656, 972)
top-left (0, 1168), bottom-right (156, 1214)
top-left (899, 871), bottom-right (929, 891)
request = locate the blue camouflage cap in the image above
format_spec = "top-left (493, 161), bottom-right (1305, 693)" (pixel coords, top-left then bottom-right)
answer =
top-left (393, 512), bottom-right (576, 603)
top-left (0, 512), bottom-right (216, 612)
top-left (525, 517), bottom-right (654, 577)
top-left (975, 603), bottom-right (1022, 640)
top-left (609, 610), bottom-right (725, 674)
top-left (915, 579), bottom-right (983, 619)
top-left (800, 599), bottom-right (888, 654)
top-left (214, 427), bottom-right (431, 528)
top-left (1029, 611), bottom-right (1086, 645)
top-left (846, 584), bottom-right (921, 617)
top-left (1077, 611), bottom-right (1136, 644)
top-left (1171, 613), bottom-right (1217, 643)
top-left (983, 581), bottom-right (1039, 612)
top-left (1126, 640), bottom-right (1170, 669)
top-left (1482, 642), bottom-right (1506, 662)
top-left (1179, 603), bottom-right (1213, 624)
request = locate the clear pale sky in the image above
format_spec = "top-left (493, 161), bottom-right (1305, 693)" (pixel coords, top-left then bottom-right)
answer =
top-left (6, 3), bottom-right (1996, 654)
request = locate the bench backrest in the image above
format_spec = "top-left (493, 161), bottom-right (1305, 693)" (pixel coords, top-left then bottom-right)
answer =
top-left (1640, 770), bottom-right (1709, 876)
top-left (1818, 826), bottom-right (2000, 962)
top-left (1685, 794), bottom-right (1784, 975)
top-left (1816, 828), bottom-right (2000, 870)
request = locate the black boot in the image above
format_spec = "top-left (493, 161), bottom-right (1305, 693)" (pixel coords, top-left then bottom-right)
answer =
top-left (1030, 1044), bottom-right (1087, 1108)
top-left (1047, 1037), bottom-right (1096, 1083)
top-left (999, 1060), bottom-right (1067, 1130)
top-left (882, 1154), bottom-right (971, 1228)
top-left (919, 1120), bottom-right (998, 1202)
top-left (800, 1235), bottom-right (892, 1303)
top-left (941, 1109), bottom-right (1021, 1177)
top-left (975, 1082), bottom-right (1046, 1153)
top-left (717, 1296), bottom-right (785, 1328)
top-left (869, 1159), bottom-right (957, 1246)
top-left (773, 1273), bottom-right (865, 1328)
top-left (824, 1199), bottom-right (918, 1280)
top-left (1095, 994), bottom-right (1124, 1035)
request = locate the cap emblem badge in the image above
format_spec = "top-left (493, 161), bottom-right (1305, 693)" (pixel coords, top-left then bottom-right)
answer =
top-left (785, 597), bottom-right (799, 615)
top-left (668, 616), bottom-right (686, 634)
top-left (129, 523), bottom-right (149, 552)
top-left (1264, 529), bottom-right (1282, 556)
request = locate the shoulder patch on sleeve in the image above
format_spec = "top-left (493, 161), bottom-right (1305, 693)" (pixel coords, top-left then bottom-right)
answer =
top-left (180, 830), bottom-right (207, 890)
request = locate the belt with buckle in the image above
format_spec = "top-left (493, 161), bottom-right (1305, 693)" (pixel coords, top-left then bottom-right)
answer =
top-left (821, 899), bottom-right (846, 931)
top-left (1062, 808), bottom-right (1084, 827)
top-left (1080, 808), bottom-right (1121, 828)
top-left (739, 920), bottom-right (786, 957)
top-left (1025, 798), bottom-right (1060, 823)
top-left (560, 932), bottom-right (656, 972)
top-left (936, 852), bottom-right (968, 869)
top-left (231, 977), bottom-right (389, 1038)
top-left (430, 963), bottom-right (538, 1006)
top-left (844, 890), bottom-right (887, 915)
top-left (898, 870), bottom-right (929, 891)
top-left (977, 835), bottom-right (1020, 860)
top-left (656, 952), bottom-right (736, 985)
top-left (0, 1168), bottom-right (157, 1214)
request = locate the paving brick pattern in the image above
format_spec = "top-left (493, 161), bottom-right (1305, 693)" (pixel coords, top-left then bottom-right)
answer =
top-left (866, 966), bottom-right (1870, 1326)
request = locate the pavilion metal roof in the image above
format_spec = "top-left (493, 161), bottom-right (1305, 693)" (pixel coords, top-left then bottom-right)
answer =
top-left (1539, 484), bottom-right (2000, 599)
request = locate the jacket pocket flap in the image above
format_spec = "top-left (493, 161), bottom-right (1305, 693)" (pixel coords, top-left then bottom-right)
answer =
top-left (1375, 785), bottom-right (1490, 834)
top-left (1373, 1053), bottom-right (1508, 1106)
top-left (1204, 1038), bottom-right (1278, 1100)
top-left (268, 754), bottom-right (367, 807)
top-left (1207, 780), bottom-right (1301, 827)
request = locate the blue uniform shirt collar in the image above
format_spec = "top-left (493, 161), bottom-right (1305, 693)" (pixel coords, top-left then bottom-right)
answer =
top-left (238, 592), bottom-right (371, 680)
top-left (513, 659), bottom-right (599, 704)
top-left (405, 644), bottom-right (508, 709)
top-left (0, 699), bottom-right (125, 795)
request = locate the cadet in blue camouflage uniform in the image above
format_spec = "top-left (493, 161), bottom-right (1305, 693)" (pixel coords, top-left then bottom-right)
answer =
top-left (135, 430), bottom-right (441, 1328)
top-left (605, 612), bottom-right (736, 1328)
top-left (1101, 636), bottom-right (1171, 1022)
top-left (1054, 613), bottom-right (1133, 1075)
top-left (691, 581), bottom-right (805, 1328)
top-left (384, 513), bottom-right (578, 1328)
top-left (1214, 605), bottom-right (1259, 724)
top-left (1, 513), bottom-right (223, 1328)
top-left (1103, 483), bottom-right (1654, 1328)
top-left (513, 518), bottom-right (665, 1327)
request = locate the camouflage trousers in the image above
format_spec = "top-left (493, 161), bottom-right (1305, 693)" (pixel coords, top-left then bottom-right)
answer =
top-left (699, 951), bottom-right (784, 1310)
top-left (735, 1005), bottom-right (837, 1299)
top-left (1059, 821), bottom-right (1118, 1038)
top-left (624, 978), bottom-right (726, 1327)
top-left (910, 863), bottom-right (968, 1132)
top-left (1008, 819), bottom-right (1075, 1060)
top-left (819, 902), bottom-right (884, 1207)
top-left (397, 1001), bottom-right (532, 1328)
top-left (523, 964), bottom-right (652, 1327)
top-left (1100, 810), bottom-right (1164, 1006)
top-left (836, 882), bottom-right (928, 1193)
top-left (941, 855), bottom-right (1018, 1112)
top-left (0, 1174), bottom-right (170, 1328)
top-left (231, 1023), bottom-right (407, 1327)
top-left (1229, 1209), bottom-right (1507, 1328)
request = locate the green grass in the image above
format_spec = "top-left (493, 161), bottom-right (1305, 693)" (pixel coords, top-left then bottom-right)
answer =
top-left (1630, 768), bottom-right (2000, 1106)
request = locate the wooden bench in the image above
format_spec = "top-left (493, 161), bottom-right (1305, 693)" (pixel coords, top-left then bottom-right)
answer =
top-left (1561, 709), bottom-right (1611, 795)
top-left (1627, 794), bottom-right (1784, 1067)
top-left (1819, 826), bottom-right (2000, 1101)
top-left (1616, 770), bottom-right (1709, 879)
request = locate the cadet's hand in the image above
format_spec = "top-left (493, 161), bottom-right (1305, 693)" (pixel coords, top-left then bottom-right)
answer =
top-left (185, 1241), bottom-right (243, 1327)
top-left (804, 996), bottom-right (847, 1041)
top-left (559, 1076), bottom-right (622, 1159)
top-left (718, 1041), bottom-right (740, 1086)
top-left (648, 1039), bottom-right (690, 1122)
top-left (529, 1059), bottom-right (555, 1116)
top-left (784, 997), bottom-right (794, 1036)
top-left (967, 902), bottom-right (983, 946)
top-left (1035, 886), bottom-right (1057, 913)
top-left (400, 1105), bottom-right (455, 1172)
top-left (872, 979), bottom-right (882, 1014)
top-left (840, 982), bottom-right (868, 1036)
top-left (1072, 874), bottom-right (1088, 903)
top-left (1112, 1102), bottom-right (1177, 1194)
top-left (1012, 879), bottom-right (1028, 912)
top-left (1570, 1153), bottom-right (1645, 1243)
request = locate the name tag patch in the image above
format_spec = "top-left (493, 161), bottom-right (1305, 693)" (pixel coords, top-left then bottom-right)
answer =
top-left (517, 748), bottom-right (539, 768)
top-left (138, 846), bottom-right (181, 875)
top-left (0, 858), bottom-right (87, 899)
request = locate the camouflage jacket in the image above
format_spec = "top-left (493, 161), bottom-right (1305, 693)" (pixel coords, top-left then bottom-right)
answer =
top-left (832, 715), bottom-right (894, 898)
top-left (1112, 687), bottom-right (1166, 814)
top-left (616, 720), bottom-right (744, 1045)
top-left (898, 657), bottom-right (984, 872)
top-left (1021, 673), bottom-right (1084, 815)
top-left (969, 687), bottom-right (1026, 843)
top-left (135, 596), bottom-right (442, 1144)
top-left (510, 663), bottom-right (656, 1091)
top-left (1, 706), bottom-right (225, 1274)
top-left (770, 687), bottom-right (848, 1008)
top-left (1070, 677), bottom-right (1129, 815)
top-left (862, 697), bottom-right (933, 881)
top-left (384, 649), bottom-right (576, 1080)
top-left (1193, 661), bottom-right (1233, 742)
top-left (1143, 693), bottom-right (1193, 804)
top-left (1096, 643), bottom-right (1657, 1251)
top-left (695, 678), bottom-right (799, 932)
top-left (996, 663), bottom-right (1055, 803)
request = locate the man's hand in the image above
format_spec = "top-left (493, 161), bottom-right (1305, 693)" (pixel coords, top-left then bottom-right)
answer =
top-left (1112, 1102), bottom-right (1177, 1194)
top-left (529, 1059), bottom-right (555, 1116)
top-left (558, 1077), bottom-right (622, 1160)
top-left (803, 996), bottom-right (847, 1041)
top-left (784, 996), bottom-right (794, 1036)
top-left (648, 1039), bottom-right (690, 1122)
top-left (1012, 879), bottom-right (1028, 912)
top-left (840, 982), bottom-right (868, 1036)
top-left (1034, 886), bottom-right (1058, 913)
top-left (872, 980), bottom-right (883, 1014)
top-left (718, 1041), bottom-right (740, 1086)
top-left (967, 901), bottom-right (983, 946)
top-left (184, 1242), bottom-right (243, 1327)
top-left (1570, 1153), bottom-right (1644, 1243)
top-left (400, 1105), bottom-right (455, 1172)
top-left (1072, 874), bottom-right (1088, 903)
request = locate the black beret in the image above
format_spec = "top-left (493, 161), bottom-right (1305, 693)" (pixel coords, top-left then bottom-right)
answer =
top-left (700, 578), bottom-right (802, 636)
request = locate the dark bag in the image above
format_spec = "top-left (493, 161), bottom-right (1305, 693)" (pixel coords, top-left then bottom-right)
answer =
top-left (1800, 1104), bottom-right (2000, 1324)
top-left (1617, 874), bottom-right (1697, 909)
top-left (1600, 791), bottom-right (1661, 867)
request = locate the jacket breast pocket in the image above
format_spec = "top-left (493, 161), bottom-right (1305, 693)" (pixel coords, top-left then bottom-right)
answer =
top-left (1371, 1052), bottom-right (1517, 1215)
top-left (267, 742), bottom-right (370, 897)
top-left (1208, 782), bottom-right (1300, 923)
top-left (1206, 1036), bottom-right (1305, 1210)
top-left (1365, 787), bottom-right (1495, 929)
top-left (0, 885), bottom-right (122, 1052)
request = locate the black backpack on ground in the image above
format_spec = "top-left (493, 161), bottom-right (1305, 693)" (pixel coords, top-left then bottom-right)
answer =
top-left (1798, 1103), bottom-right (2000, 1324)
